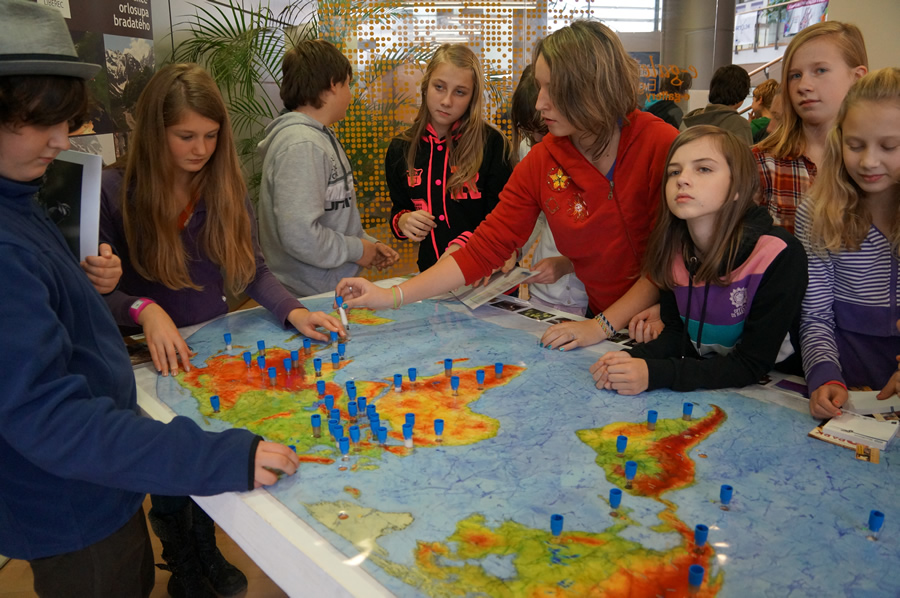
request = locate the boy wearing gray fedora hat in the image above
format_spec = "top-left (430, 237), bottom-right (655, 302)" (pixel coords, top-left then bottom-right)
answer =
top-left (0, 2), bottom-right (300, 597)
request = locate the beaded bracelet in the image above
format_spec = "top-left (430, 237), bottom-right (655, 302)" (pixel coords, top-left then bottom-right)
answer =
top-left (594, 311), bottom-right (616, 338)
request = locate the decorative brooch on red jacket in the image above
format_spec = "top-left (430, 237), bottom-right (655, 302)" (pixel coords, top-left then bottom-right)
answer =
top-left (547, 166), bottom-right (571, 191)
top-left (568, 193), bottom-right (589, 222)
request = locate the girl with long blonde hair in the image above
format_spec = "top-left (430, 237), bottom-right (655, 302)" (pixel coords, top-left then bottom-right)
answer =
top-left (99, 63), bottom-right (340, 597)
top-left (386, 43), bottom-right (512, 271)
top-left (797, 68), bottom-right (900, 419)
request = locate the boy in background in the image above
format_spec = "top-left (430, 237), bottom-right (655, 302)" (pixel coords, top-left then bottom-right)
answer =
top-left (258, 40), bottom-right (398, 297)
top-left (682, 64), bottom-right (753, 144)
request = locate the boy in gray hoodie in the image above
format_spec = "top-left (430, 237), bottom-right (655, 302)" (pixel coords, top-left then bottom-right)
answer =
top-left (258, 40), bottom-right (398, 297)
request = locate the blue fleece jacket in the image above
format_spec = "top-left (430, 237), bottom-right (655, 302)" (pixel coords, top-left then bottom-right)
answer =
top-left (0, 175), bottom-right (259, 560)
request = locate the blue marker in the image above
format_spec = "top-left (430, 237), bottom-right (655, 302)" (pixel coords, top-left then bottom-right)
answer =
top-left (444, 358), bottom-right (453, 377)
top-left (451, 375), bottom-right (460, 396)
top-left (257, 356), bottom-right (265, 371)
top-left (720, 484), bottom-right (733, 510)
top-left (434, 418), bottom-right (444, 442)
top-left (370, 415), bottom-right (380, 438)
top-left (339, 437), bottom-right (350, 461)
top-left (550, 514), bottom-right (564, 537)
top-left (303, 337), bottom-right (311, 355)
top-left (609, 488), bottom-right (622, 514)
top-left (267, 366), bottom-right (277, 386)
top-left (331, 352), bottom-right (339, 370)
top-left (324, 395), bottom-right (335, 411)
top-left (316, 380), bottom-right (326, 398)
top-left (394, 373), bottom-right (403, 392)
top-left (647, 409), bottom-right (658, 431)
top-left (476, 369), bottom-right (485, 390)
top-left (349, 424), bottom-right (360, 447)
top-left (377, 426), bottom-right (388, 446)
top-left (223, 333), bottom-right (232, 351)
top-left (402, 423), bottom-right (414, 448)
top-left (328, 418), bottom-right (339, 440)
top-left (283, 358), bottom-right (292, 376)
top-left (688, 565), bottom-right (705, 591)
top-left (624, 460), bottom-right (637, 489)
top-left (257, 340), bottom-right (266, 356)
top-left (329, 408), bottom-right (340, 422)
top-left (694, 524), bottom-right (709, 551)
top-left (405, 413), bottom-right (415, 427)
top-left (366, 404), bottom-right (377, 420)
top-left (338, 342), bottom-right (346, 360)
top-left (616, 435), bottom-right (628, 456)
top-left (209, 395), bottom-right (220, 413)
top-left (314, 357), bottom-right (322, 377)
top-left (348, 400), bottom-right (358, 420)
top-left (494, 362), bottom-right (504, 379)
top-left (330, 330), bottom-right (339, 345)
top-left (346, 381), bottom-right (357, 401)
top-left (683, 402), bottom-right (694, 421)
top-left (311, 414), bottom-right (321, 438)
top-left (868, 509), bottom-right (885, 541)
top-left (291, 349), bottom-right (299, 370)
top-left (243, 351), bottom-right (252, 369)
top-left (408, 367), bottom-right (417, 387)
top-left (357, 396), bottom-right (368, 418)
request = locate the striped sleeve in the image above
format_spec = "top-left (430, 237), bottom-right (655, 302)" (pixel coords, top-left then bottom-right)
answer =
top-left (796, 198), bottom-right (844, 391)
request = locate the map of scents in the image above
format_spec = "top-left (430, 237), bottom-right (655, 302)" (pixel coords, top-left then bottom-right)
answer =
top-left (155, 298), bottom-right (897, 597)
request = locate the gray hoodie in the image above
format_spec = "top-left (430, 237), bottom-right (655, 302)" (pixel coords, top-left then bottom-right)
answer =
top-left (257, 111), bottom-right (376, 297)
top-left (681, 104), bottom-right (753, 145)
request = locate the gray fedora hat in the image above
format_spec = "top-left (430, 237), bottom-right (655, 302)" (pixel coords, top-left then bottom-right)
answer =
top-left (0, 0), bottom-right (100, 79)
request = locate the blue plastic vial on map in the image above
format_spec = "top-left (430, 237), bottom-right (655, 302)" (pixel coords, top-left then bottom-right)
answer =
top-left (402, 423), bottom-right (413, 440)
top-left (720, 484), bottom-right (733, 506)
top-left (451, 375), bottom-right (460, 395)
top-left (868, 510), bottom-right (884, 540)
top-left (283, 358), bottom-right (292, 373)
top-left (370, 415), bottom-right (380, 432)
top-left (366, 404), bottom-right (377, 419)
top-left (377, 426), bottom-right (388, 445)
top-left (268, 366), bottom-right (277, 385)
top-left (349, 424), bottom-right (360, 443)
top-left (550, 514), bottom-right (564, 536)
top-left (688, 564), bottom-right (705, 588)
top-left (694, 524), bottom-right (708, 548)
top-left (330, 331), bottom-right (339, 343)
top-left (314, 358), bottom-right (322, 376)
top-left (316, 380), bottom-right (326, 397)
top-left (347, 385), bottom-right (357, 402)
top-left (223, 333), bottom-right (232, 349)
top-left (683, 402), bottom-right (693, 420)
top-left (338, 342), bottom-right (346, 359)
top-left (348, 401), bottom-right (358, 418)
top-left (444, 358), bottom-right (453, 376)
top-left (357, 396), bottom-right (367, 414)
top-left (476, 369), bottom-right (485, 389)
top-left (647, 409), bottom-right (658, 430)
top-left (408, 367), bottom-right (417, 383)
top-left (616, 435), bottom-right (628, 455)
top-left (325, 395), bottom-right (335, 411)
top-left (339, 436), bottom-right (349, 456)
top-left (257, 356), bottom-right (266, 370)
top-left (331, 352), bottom-right (339, 368)
top-left (609, 488), bottom-right (622, 510)
top-left (291, 349), bottom-right (299, 369)
top-left (303, 337), bottom-right (311, 353)
top-left (405, 413), bottom-right (415, 427)
top-left (311, 414), bottom-right (321, 438)
top-left (434, 418), bottom-right (444, 437)
top-left (394, 373), bottom-right (402, 391)
top-left (243, 351), bottom-right (252, 368)
top-left (625, 460), bottom-right (637, 481)
top-left (495, 362), bottom-right (504, 379)
top-left (329, 408), bottom-right (340, 422)
top-left (257, 340), bottom-right (266, 355)
top-left (209, 395), bottom-right (220, 413)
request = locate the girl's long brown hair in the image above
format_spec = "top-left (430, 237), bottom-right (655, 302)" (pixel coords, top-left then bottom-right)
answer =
top-left (643, 126), bottom-right (760, 290)
top-left (402, 44), bottom-right (508, 196)
top-left (755, 22), bottom-right (868, 159)
top-left (510, 64), bottom-right (547, 166)
top-left (806, 68), bottom-right (900, 254)
top-left (121, 63), bottom-right (255, 294)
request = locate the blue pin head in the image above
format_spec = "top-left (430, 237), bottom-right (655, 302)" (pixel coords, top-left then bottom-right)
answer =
top-left (338, 342), bottom-right (346, 356)
top-left (348, 399), bottom-right (358, 417)
top-left (451, 375), bottom-right (460, 390)
top-left (349, 425), bottom-right (360, 443)
top-left (209, 395), bottom-right (220, 411)
top-left (336, 296), bottom-right (343, 308)
top-left (291, 349), bottom-right (299, 361)
top-left (283, 358), bottom-right (292, 372)
top-left (647, 409), bottom-right (658, 424)
top-left (331, 352), bottom-right (339, 365)
top-left (444, 358), bottom-right (453, 370)
top-left (405, 413), bottom-right (415, 426)
top-left (476, 369), bottom-right (486, 385)
top-left (869, 510), bottom-right (885, 533)
top-left (330, 331), bottom-right (339, 343)
top-left (303, 338), bottom-right (311, 349)
top-left (311, 414), bottom-right (321, 427)
top-left (224, 333), bottom-right (232, 344)
top-left (402, 423), bottom-right (413, 440)
top-left (314, 358), bottom-right (322, 371)
top-left (357, 396), bottom-right (367, 412)
top-left (625, 460), bottom-right (637, 480)
top-left (394, 373), bottom-right (402, 388)
top-left (339, 437), bottom-right (349, 455)
top-left (257, 340), bottom-right (265, 351)
top-left (324, 395), bottom-right (335, 410)
top-left (694, 524), bottom-right (709, 547)
top-left (370, 415), bottom-right (380, 431)
top-left (316, 380), bottom-right (326, 396)
top-left (616, 435), bottom-right (628, 454)
top-left (377, 426), bottom-right (388, 444)
top-left (434, 419), bottom-right (444, 436)
top-left (720, 484), bottom-right (733, 505)
top-left (366, 404), bottom-right (377, 418)
top-left (257, 356), bottom-right (265, 369)
top-left (243, 351), bottom-right (252, 365)
top-left (683, 402), bottom-right (694, 416)
top-left (688, 564), bottom-right (705, 588)
top-left (408, 367), bottom-right (417, 382)
top-left (609, 488), bottom-right (622, 509)
top-left (550, 514), bottom-right (564, 536)
top-left (494, 362), bottom-right (504, 376)
top-left (329, 408), bottom-right (340, 422)
top-left (268, 366), bottom-right (277, 379)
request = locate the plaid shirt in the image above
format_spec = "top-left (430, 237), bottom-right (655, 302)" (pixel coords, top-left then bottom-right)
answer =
top-left (752, 147), bottom-right (817, 235)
